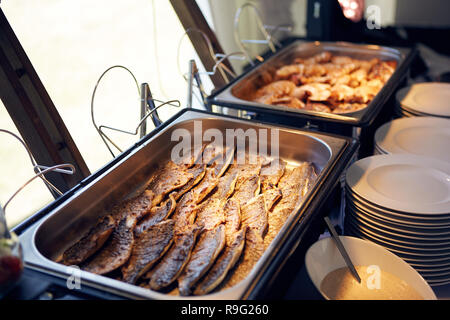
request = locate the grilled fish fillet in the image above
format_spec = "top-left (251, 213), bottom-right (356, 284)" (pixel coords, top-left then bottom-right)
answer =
top-left (210, 171), bottom-right (239, 201)
top-left (195, 171), bottom-right (238, 231)
top-left (173, 164), bottom-right (206, 201)
top-left (178, 225), bottom-right (226, 296)
top-left (202, 143), bottom-right (224, 165)
top-left (172, 191), bottom-right (198, 234)
top-left (232, 175), bottom-right (261, 204)
top-left (134, 194), bottom-right (176, 237)
top-left (263, 187), bottom-right (282, 211)
top-left (122, 220), bottom-right (174, 284)
top-left (229, 158), bottom-right (262, 184)
top-left (195, 198), bottom-right (225, 231)
top-left (177, 144), bottom-right (206, 167)
top-left (191, 168), bottom-right (220, 204)
top-left (148, 224), bottom-right (202, 290)
top-left (210, 146), bottom-right (235, 178)
top-left (62, 215), bottom-right (116, 265)
top-left (240, 194), bottom-right (268, 237)
top-left (82, 215), bottom-right (137, 275)
top-left (192, 198), bottom-right (242, 295)
top-left (111, 189), bottom-right (155, 222)
top-left (171, 167), bottom-right (221, 233)
top-left (224, 228), bottom-right (265, 289)
top-left (194, 228), bottom-right (246, 295)
top-left (223, 199), bottom-right (241, 245)
top-left (264, 163), bottom-right (316, 249)
top-left (260, 158), bottom-right (286, 191)
top-left (145, 161), bottom-right (194, 207)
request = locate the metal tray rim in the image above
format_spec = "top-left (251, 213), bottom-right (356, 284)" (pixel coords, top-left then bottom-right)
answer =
top-left (208, 39), bottom-right (417, 127)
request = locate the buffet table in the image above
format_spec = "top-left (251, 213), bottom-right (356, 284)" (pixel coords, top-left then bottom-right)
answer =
top-left (3, 40), bottom-right (450, 301)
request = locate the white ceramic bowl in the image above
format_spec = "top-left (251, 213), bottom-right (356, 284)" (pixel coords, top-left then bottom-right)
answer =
top-left (305, 236), bottom-right (437, 300)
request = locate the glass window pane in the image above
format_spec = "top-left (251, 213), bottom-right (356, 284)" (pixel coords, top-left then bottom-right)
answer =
top-left (1, 0), bottom-right (214, 225)
top-left (2, 0), bottom-right (212, 171)
top-left (0, 102), bottom-right (54, 228)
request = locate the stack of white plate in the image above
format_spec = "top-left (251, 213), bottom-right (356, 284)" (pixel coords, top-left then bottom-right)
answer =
top-left (344, 154), bottom-right (450, 287)
top-left (373, 117), bottom-right (450, 163)
top-left (395, 82), bottom-right (450, 118)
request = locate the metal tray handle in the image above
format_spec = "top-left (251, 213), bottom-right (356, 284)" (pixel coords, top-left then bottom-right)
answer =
top-left (90, 65), bottom-right (180, 158)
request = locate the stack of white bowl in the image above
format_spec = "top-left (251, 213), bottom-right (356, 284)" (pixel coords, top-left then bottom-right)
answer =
top-left (344, 154), bottom-right (450, 287)
top-left (395, 82), bottom-right (450, 118)
top-left (373, 117), bottom-right (450, 162)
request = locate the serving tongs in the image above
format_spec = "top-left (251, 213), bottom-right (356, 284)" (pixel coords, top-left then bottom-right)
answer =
top-left (90, 65), bottom-right (181, 158)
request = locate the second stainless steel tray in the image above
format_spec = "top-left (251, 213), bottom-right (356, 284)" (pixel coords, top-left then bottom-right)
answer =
top-left (208, 40), bottom-right (416, 127)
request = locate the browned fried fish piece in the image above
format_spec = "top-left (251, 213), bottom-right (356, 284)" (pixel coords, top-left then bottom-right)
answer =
top-left (173, 164), bottom-right (206, 201)
top-left (61, 215), bottom-right (116, 265)
top-left (263, 187), bottom-right (282, 211)
top-left (228, 156), bottom-right (262, 183)
top-left (178, 225), bottom-right (226, 296)
top-left (264, 163), bottom-right (316, 249)
top-left (145, 161), bottom-right (194, 207)
top-left (194, 227), bottom-right (246, 295)
top-left (223, 199), bottom-right (240, 245)
top-left (260, 158), bottom-right (286, 191)
top-left (148, 224), bottom-right (202, 290)
top-left (172, 191), bottom-right (198, 234)
top-left (176, 144), bottom-right (206, 167)
top-left (211, 146), bottom-right (235, 177)
top-left (212, 172), bottom-right (239, 200)
top-left (195, 171), bottom-right (238, 231)
top-left (240, 194), bottom-right (268, 237)
top-left (232, 175), bottom-right (261, 204)
top-left (195, 198), bottom-right (226, 231)
top-left (171, 167), bottom-right (220, 233)
top-left (191, 168), bottom-right (220, 204)
top-left (278, 162), bottom-right (316, 200)
top-left (202, 143), bottom-right (224, 165)
top-left (110, 189), bottom-right (155, 222)
top-left (134, 194), bottom-right (176, 237)
top-left (122, 220), bottom-right (174, 284)
top-left (82, 215), bottom-right (137, 275)
top-left (224, 228), bottom-right (265, 289)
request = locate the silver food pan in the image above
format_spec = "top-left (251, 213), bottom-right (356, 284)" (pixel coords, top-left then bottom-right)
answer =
top-left (208, 40), bottom-right (416, 127)
top-left (17, 109), bottom-right (357, 299)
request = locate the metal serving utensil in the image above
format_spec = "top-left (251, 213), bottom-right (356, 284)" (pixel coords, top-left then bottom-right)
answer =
top-left (324, 216), bottom-right (361, 283)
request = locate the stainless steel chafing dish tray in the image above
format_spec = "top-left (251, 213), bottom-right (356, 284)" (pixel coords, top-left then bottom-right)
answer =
top-left (208, 40), bottom-right (416, 127)
top-left (16, 109), bottom-right (358, 300)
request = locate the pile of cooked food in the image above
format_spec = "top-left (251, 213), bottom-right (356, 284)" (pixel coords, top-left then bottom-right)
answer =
top-left (248, 51), bottom-right (397, 114)
top-left (58, 144), bottom-right (317, 296)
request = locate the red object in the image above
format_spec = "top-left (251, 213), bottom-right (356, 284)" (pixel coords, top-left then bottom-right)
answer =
top-left (0, 255), bottom-right (23, 285)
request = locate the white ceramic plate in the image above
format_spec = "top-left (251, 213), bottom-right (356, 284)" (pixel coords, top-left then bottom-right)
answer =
top-left (346, 213), bottom-right (450, 249)
top-left (346, 155), bottom-right (450, 215)
top-left (346, 199), bottom-right (450, 233)
top-left (344, 227), bottom-right (450, 268)
top-left (346, 208), bottom-right (450, 240)
top-left (345, 221), bottom-right (450, 258)
top-left (346, 188), bottom-right (450, 223)
top-left (374, 117), bottom-right (450, 163)
top-left (396, 82), bottom-right (450, 118)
